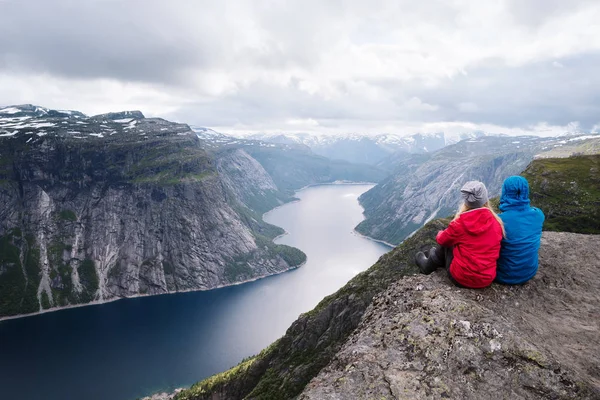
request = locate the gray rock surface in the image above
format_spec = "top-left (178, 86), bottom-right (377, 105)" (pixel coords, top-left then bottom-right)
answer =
top-left (300, 232), bottom-right (600, 399)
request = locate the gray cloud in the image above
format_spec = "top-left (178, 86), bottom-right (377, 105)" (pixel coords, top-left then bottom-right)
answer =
top-left (1, 0), bottom-right (599, 134)
top-left (0, 1), bottom-right (217, 83)
top-left (409, 53), bottom-right (600, 129)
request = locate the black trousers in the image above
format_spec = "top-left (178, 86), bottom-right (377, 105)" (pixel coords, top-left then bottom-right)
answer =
top-left (432, 245), bottom-right (463, 287)
top-left (431, 244), bottom-right (453, 270)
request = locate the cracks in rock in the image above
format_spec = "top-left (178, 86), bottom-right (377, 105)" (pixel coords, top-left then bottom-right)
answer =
top-left (381, 372), bottom-right (396, 399)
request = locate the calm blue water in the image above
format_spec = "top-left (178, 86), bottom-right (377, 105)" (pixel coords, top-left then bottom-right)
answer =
top-left (0, 184), bottom-right (390, 400)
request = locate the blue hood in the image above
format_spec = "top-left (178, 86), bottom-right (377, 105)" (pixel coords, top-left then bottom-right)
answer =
top-left (499, 176), bottom-right (530, 212)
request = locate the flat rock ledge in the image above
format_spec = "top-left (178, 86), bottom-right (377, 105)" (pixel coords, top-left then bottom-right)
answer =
top-left (300, 232), bottom-right (600, 399)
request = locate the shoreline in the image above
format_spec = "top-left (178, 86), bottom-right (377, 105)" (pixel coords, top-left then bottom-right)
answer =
top-left (294, 180), bottom-right (377, 193)
top-left (351, 229), bottom-right (396, 248)
top-left (0, 261), bottom-right (306, 323)
top-left (0, 181), bottom-right (376, 323)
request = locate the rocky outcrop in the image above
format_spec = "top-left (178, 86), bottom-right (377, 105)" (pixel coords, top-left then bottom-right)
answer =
top-left (301, 231), bottom-right (600, 399)
top-left (0, 105), bottom-right (305, 318)
top-left (534, 136), bottom-right (600, 159)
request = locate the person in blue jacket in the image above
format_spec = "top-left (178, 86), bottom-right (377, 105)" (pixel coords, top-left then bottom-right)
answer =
top-left (495, 176), bottom-right (545, 284)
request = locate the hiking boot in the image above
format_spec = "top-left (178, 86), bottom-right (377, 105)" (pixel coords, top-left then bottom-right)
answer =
top-left (415, 251), bottom-right (437, 275)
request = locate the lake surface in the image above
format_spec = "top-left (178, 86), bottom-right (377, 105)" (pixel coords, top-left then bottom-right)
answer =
top-left (0, 184), bottom-right (390, 400)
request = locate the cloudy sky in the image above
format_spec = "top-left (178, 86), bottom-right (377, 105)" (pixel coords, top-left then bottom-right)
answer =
top-left (1, 0), bottom-right (600, 136)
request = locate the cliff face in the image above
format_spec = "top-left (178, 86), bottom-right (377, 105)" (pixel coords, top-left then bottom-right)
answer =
top-left (215, 148), bottom-right (292, 214)
top-left (0, 106), bottom-right (305, 318)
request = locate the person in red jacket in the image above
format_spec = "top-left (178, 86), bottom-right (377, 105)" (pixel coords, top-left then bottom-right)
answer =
top-left (415, 181), bottom-right (504, 289)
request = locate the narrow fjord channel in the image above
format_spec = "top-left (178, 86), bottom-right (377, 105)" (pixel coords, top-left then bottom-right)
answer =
top-left (0, 184), bottom-right (390, 400)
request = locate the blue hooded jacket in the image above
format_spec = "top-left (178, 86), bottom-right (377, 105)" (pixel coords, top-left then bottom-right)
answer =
top-left (496, 176), bottom-right (545, 284)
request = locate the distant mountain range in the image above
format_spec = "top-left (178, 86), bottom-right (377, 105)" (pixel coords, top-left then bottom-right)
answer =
top-left (203, 128), bottom-right (599, 167)
top-left (237, 132), bottom-right (447, 165)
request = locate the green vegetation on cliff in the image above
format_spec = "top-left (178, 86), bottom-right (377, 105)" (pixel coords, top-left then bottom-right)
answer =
top-left (522, 154), bottom-right (600, 234)
top-left (79, 259), bottom-right (99, 303)
top-left (0, 230), bottom-right (41, 316)
top-left (59, 209), bottom-right (77, 221)
top-left (0, 230), bottom-right (27, 316)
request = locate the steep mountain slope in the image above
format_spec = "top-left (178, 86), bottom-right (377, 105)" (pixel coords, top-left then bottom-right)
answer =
top-left (215, 148), bottom-right (293, 215)
top-left (355, 135), bottom-right (590, 245)
top-left (244, 132), bottom-right (446, 166)
top-left (0, 105), bottom-right (305, 318)
top-left (165, 153), bottom-right (600, 400)
top-left (523, 154), bottom-right (600, 233)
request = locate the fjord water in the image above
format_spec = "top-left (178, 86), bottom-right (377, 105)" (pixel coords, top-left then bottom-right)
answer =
top-left (0, 184), bottom-right (390, 400)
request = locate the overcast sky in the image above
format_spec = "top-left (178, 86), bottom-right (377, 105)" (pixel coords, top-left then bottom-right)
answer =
top-left (1, 0), bottom-right (600, 136)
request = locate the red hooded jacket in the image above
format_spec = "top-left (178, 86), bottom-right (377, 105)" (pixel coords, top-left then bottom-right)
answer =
top-left (436, 207), bottom-right (503, 288)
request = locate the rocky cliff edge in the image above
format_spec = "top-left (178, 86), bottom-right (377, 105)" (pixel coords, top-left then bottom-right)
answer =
top-left (301, 231), bottom-right (600, 399)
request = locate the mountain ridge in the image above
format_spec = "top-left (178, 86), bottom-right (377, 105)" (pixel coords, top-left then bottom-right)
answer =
top-left (240, 132), bottom-right (446, 166)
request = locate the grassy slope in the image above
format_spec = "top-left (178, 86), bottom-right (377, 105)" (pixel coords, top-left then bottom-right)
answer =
top-left (522, 155), bottom-right (600, 234)
top-left (174, 219), bottom-right (449, 400)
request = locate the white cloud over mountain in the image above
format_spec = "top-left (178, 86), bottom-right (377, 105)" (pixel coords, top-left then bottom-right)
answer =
top-left (1, 0), bottom-right (599, 135)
